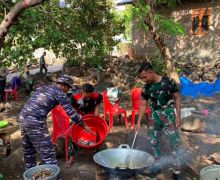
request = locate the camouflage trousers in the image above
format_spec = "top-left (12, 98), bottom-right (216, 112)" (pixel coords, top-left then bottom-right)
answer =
top-left (19, 120), bottom-right (57, 170)
top-left (148, 108), bottom-right (181, 171)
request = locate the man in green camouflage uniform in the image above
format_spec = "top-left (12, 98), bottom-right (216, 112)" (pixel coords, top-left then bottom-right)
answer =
top-left (136, 62), bottom-right (183, 180)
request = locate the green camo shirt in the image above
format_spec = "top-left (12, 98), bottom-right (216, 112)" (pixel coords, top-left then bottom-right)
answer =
top-left (141, 76), bottom-right (179, 111)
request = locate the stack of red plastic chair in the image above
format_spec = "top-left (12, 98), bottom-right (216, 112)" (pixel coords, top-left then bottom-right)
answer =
top-left (51, 105), bottom-right (70, 145)
top-left (131, 88), bottom-right (151, 128)
top-left (4, 86), bottom-right (18, 101)
top-left (102, 91), bottom-right (128, 131)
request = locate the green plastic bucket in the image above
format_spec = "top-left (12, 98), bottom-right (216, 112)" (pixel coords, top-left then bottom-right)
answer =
top-left (23, 164), bottom-right (60, 180)
top-left (200, 165), bottom-right (220, 180)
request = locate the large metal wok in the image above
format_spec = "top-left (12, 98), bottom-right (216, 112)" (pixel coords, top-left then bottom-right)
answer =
top-left (93, 144), bottom-right (154, 176)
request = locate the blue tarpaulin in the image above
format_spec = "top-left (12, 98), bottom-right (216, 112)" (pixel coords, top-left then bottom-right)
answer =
top-left (180, 77), bottom-right (220, 98)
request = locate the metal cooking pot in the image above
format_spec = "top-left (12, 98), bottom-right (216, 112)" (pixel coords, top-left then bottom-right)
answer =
top-left (93, 144), bottom-right (154, 176)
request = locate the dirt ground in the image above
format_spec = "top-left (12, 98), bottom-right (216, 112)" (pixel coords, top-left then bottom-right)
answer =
top-left (0, 76), bottom-right (220, 180)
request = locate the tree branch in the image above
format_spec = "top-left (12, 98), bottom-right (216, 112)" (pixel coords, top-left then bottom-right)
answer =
top-left (0, 0), bottom-right (48, 51)
top-left (37, 5), bottom-right (75, 39)
top-left (140, 1), bottom-right (178, 79)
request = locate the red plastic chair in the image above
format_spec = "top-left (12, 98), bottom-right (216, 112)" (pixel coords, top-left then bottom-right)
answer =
top-left (65, 114), bottom-right (108, 162)
top-left (102, 91), bottom-right (128, 131)
top-left (4, 86), bottom-right (18, 101)
top-left (51, 105), bottom-right (70, 145)
top-left (131, 88), bottom-right (151, 128)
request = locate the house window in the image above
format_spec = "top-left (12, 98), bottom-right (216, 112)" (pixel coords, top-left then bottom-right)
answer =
top-left (192, 16), bottom-right (199, 33)
top-left (202, 15), bottom-right (209, 32)
top-left (192, 8), bottom-right (212, 35)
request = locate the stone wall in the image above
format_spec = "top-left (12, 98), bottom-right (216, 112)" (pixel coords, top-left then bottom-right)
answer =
top-left (132, 1), bottom-right (220, 81)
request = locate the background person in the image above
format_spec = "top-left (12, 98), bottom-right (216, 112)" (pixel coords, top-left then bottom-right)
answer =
top-left (39, 52), bottom-right (48, 75)
top-left (0, 67), bottom-right (9, 102)
top-left (71, 83), bottom-right (102, 115)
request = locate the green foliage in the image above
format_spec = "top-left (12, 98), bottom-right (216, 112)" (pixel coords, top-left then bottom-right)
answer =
top-left (120, 6), bottom-right (134, 41)
top-left (120, 0), bottom-right (184, 76)
top-left (132, 3), bottom-right (150, 30)
top-left (135, 0), bottom-right (184, 36)
top-left (0, 0), bottom-right (124, 68)
top-left (149, 55), bottom-right (167, 75)
top-left (156, 0), bottom-right (181, 8)
top-left (154, 15), bottom-right (185, 36)
top-left (121, 0), bottom-right (185, 37)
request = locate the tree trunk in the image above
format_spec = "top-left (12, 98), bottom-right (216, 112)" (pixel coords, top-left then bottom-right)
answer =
top-left (79, 42), bottom-right (84, 69)
top-left (0, 0), bottom-right (47, 51)
top-left (144, 10), bottom-right (180, 83)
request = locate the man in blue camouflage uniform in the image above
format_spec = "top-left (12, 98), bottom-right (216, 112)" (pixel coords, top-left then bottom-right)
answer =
top-left (19, 74), bottom-right (90, 170)
top-left (136, 62), bottom-right (183, 180)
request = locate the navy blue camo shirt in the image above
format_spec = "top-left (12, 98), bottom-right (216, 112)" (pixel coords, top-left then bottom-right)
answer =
top-left (20, 85), bottom-right (84, 127)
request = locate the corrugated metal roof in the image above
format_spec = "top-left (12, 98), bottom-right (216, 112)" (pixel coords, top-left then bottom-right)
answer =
top-left (116, 0), bottom-right (133, 6)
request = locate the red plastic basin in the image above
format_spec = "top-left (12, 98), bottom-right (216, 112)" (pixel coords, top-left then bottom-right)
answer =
top-left (71, 115), bottom-right (108, 150)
